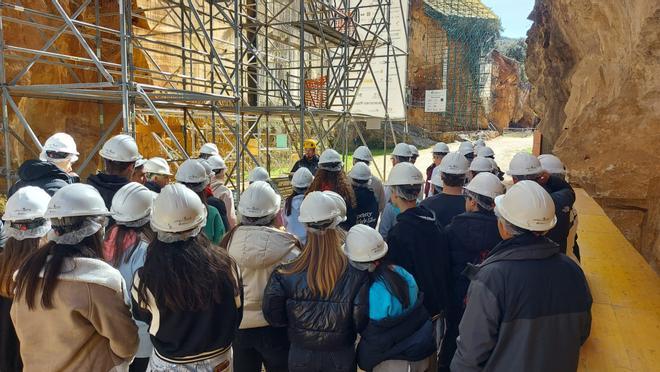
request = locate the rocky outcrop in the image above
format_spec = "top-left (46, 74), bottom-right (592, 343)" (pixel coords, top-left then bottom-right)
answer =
top-left (527, 0), bottom-right (660, 270)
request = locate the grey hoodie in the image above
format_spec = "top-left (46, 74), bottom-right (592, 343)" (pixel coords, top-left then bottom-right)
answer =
top-left (227, 226), bottom-right (299, 328)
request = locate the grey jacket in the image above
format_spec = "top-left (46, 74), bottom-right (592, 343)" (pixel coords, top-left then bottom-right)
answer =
top-left (451, 234), bottom-right (592, 372)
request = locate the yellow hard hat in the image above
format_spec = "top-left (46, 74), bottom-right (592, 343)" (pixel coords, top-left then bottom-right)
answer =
top-left (303, 139), bottom-right (318, 150)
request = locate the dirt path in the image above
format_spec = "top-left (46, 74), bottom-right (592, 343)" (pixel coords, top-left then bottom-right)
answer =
top-left (370, 133), bottom-right (533, 184)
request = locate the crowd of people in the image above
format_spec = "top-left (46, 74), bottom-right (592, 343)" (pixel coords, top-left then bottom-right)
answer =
top-left (0, 133), bottom-right (592, 372)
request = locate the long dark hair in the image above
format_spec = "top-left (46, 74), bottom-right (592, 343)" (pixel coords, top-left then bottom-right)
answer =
top-left (13, 230), bottom-right (104, 310)
top-left (369, 263), bottom-right (410, 309)
top-left (307, 169), bottom-right (357, 208)
top-left (136, 234), bottom-right (240, 312)
top-left (104, 223), bottom-right (155, 268)
top-left (0, 237), bottom-right (44, 298)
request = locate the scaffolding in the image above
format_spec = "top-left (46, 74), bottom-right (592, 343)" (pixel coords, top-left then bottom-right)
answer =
top-left (408, 0), bottom-right (499, 132)
top-left (0, 0), bottom-right (408, 193)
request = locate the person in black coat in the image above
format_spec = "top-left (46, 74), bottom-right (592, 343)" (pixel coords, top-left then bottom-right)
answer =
top-left (344, 163), bottom-right (379, 229)
top-left (263, 191), bottom-right (369, 372)
top-left (441, 173), bottom-right (504, 370)
top-left (87, 135), bottom-right (141, 209)
top-left (8, 159), bottom-right (77, 198)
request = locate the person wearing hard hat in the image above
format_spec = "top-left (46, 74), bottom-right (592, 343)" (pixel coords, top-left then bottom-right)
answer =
top-left (284, 167), bottom-right (314, 245)
top-left (289, 139), bottom-right (320, 177)
top-left (175, 159), bottom-right (226, 244)
top-left (308, 149), bottom-right (357, 225)
top-left (143, 157), bottom-right (172, 193)
top-left (222, 181), bottom-right (300, 372)
top-left (440, 173), bottom-right (504, 370)
top-left (88, 134), bottom-right (142, 209)
top-left (458, 141), bottom-right (475, 163)
top-left (131, 159), bottom-right (148, 185)
top-left (0, 187), bottom-right (51, 371)
top-left (198, 159), bottom-right (231, 234)
top-left (451, 181), bottom-right (592, 372)
top-left (208, 155), bottom-right (238, 230)
top-left (378, 143), bottom-right (415, 239)
top-left (132, 184), bottom-right (242, 370)
top-left (467, 156), bottom-right (495, 181)
top-left (343, 225), bottom-right (435, 372)
top-left (263, 191), bottom-right (368, 372)
top-left (383, 163), bottom-right (452, 368)
top-left (103, 183), bottom-right (155, 371)
top-left (425, 142), bottom-right (449, 198)
top-left (539, 154), bottom-right (581, 263)
top-left (8, 133), bottom-right (79, 198)
top-left (409, 145), bottom-right (420, 164)
top-left (353, 145), bottom-right (386, 214)
top-left (508, 152), bottom-right (576, 255)
top-left (478, 147), bottom-right (504, 180)
top-left (346, 163), bottom-right (379, 229)
top-left (198, 142), bottom-right (220, 160)
top-left (421, 152), bottom-right (469, 227)
top-left (11, 184), bottom-right (139, 371)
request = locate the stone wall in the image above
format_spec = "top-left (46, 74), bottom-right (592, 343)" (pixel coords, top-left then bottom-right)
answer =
top-left (526, 0), bottom-right (660, 270)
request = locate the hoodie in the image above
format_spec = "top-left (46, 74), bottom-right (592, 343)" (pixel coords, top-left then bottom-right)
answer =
top-left (226, 226), bottom-right (299, 328)
top-left (386, 206), bottom-right (452, 317)
top-left (8, 160), bottom-right (77, 197)
top-left (87, 172), bottom-right (130, 209)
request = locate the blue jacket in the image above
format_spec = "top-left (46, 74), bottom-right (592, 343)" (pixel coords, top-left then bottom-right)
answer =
top-left (285, 194), bottom-right (307, 245)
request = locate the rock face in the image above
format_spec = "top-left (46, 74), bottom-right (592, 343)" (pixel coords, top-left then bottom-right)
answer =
top-left (526, 0), bottom-right (660, 270)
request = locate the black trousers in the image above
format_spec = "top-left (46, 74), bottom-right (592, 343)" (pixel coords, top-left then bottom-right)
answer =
top-left (288, 344), bottom-right (356, 372)
top-left (233, 326), bottom-right (289, 372)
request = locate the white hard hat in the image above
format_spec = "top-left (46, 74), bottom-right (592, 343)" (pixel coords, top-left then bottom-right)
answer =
top-left (507, 152), bottom-right (542, 176)
top-left (353, 146), bottom-right (373, 161)
top-left (487, 158), bottom-right (499, 171)
top-left (44, 184), bottom-right (110, 219)
top-left (298, 191), bottom-right (343, 224)
top-left (384, 162), bottom-right (424, 186)
top-left (464, 172), bottom-right (505, 200)
top-left (348, 162), bottom-right (372, 181)
top-left (439, 152), bottom-right (469, 175)
top-left (319, 149), bottom-right (342, 164)
top-left (538, 154), bottom-right (566, 175)
top-left (199, 143), bottom-right (220, 156)
top-left (409, 145), bottom-right (419, 156)
top-left (151, 183), bottom-right (206, 233)
top-left (474, 139), bottom-right (486, 147)
top-left (198, 159), bottom-right (215, 179)
top-left (135, 159), bottom-right (147, 168)
top-left (99, 134), bottom-right (141, 162)
top-left (494, 180), bottom-right (557, 231)
top-left (40, 133), bottom-right (79, 160)
top-left (391, 143), bottom-right (413, 158)
top-left (323, 191), bottom-right (348, 220)
top-left (432, 142), bottom-right (450, 154)
top-left (458, 141), bottom-right (474, 157)
top-left (2, 186), bottom-right (51, 221)
top-left (291, 167), bottom-right (314, 188)
top-left (207, 155), bottom-right (227, 171)
top-left (477, 146), bottom-right (495, 158)
top-left (469, 156), bottom-right (494, 172)
top-left (145, 157), bottom-right (172, 176)
top-left (343, 224), bottom-right (388, 263)
top-left (176, 159), bottom-right (208, 184)
top-left (430, 166), bottom-right (443, 187)
top-left (248, 167), bottom-right (269, 183)
top-left (238, 181), bottom-right (281, 218)
top-left (111, 182), bottom-right (155, 223)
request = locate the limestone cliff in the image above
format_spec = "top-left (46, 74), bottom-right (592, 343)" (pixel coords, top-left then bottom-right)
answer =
top-left (527, 0), bottom-right (660, 269)
top-left (488, 50), bottom-right (537, 131)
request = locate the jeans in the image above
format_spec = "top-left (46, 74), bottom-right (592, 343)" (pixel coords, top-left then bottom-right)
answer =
top-left (233, 326), bottom-right (289, 372)
top-left (146, 348), bottom-right (232, 372)
top-left (288, 344), bottom-right (357, 372)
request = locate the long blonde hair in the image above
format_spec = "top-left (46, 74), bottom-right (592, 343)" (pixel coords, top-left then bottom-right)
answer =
top-left (282, 229), bottom-right (347, 298)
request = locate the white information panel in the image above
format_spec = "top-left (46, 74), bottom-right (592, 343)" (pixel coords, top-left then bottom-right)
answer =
top-left (424, 89), bottom-right (447, 112)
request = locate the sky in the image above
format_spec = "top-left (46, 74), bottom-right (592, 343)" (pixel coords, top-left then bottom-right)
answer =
top-left (482, 0), bottom-right (535, 39)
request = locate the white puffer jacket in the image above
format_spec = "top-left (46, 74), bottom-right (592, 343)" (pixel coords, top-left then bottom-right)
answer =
top-left (227, 226), bottom-right (299, 328)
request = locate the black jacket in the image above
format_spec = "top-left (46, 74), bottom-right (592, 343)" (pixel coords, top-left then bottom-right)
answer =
top-left (385, 206), bottom-right (452, 317)
top-left (290, 155), bottom-right (319, 176)
top-left (87, 173), bottom-right (130, 209)
top-left (0, 296), bottom-right (22, 372)
top-left (208, 196), bottom-right (229, 235)
top-left (262, 265), bottom-right (369, 350)
top-left (145, 180), bottom-right (162, 193)
top-left (446, 211), bottom-right (502, 309)
top-left (543, 176), bottom-right (576, 254)
top-left (344, 186), bottom-right (379, 229)
top-left (452, 233), bottom-right (592, 372)
top-left (357, 294), bottom-right (435, 371)
top-left (8, 160), bottom-right (77, 197)
top-left (420, 193), bottom-right (466, 227)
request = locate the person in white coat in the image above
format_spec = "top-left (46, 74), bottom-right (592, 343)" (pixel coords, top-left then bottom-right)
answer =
top-left (284, 167), bottom-right (314, 245)
top-left (222, 181), bottom-right (300, 372)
